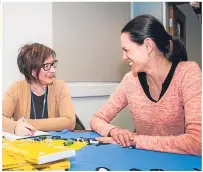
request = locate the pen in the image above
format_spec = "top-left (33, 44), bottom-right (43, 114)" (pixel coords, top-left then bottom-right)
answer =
top-left (21, 117), bottom-right (34, 134)
top-left (21, 117), bottom-right (27, 123)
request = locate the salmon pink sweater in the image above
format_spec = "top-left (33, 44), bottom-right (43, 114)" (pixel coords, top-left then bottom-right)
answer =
top-left (90, 61), bottom-right (202, 156)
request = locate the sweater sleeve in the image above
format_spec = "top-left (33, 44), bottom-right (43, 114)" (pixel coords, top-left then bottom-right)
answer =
top-left (58, 83), bottom-right (76, 129)
top-left (90, 73), bottom-right (129, 136)
top-left (135, 62), bottom-right (202, 156)
top-left (2, 82), bottom-right (19, 133)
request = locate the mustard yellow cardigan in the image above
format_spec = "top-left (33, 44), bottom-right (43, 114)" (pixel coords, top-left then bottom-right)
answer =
top-left (3, 79), bottom-right (76, 133)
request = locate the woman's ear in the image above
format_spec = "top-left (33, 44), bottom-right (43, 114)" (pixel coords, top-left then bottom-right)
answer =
top-left (144, 38), bottom-right (154, 57)
top-left (32, 70), bottom-right (36, 77)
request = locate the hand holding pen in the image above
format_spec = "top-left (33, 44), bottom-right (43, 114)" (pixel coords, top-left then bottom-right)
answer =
top-left (14, 117), bottom-right (36, 136)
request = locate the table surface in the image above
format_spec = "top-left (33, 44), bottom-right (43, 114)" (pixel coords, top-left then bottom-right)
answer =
top-left (50, 130), bottom-right (202, 171)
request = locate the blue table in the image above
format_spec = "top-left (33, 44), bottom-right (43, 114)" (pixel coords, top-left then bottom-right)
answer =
top-left (50, 130), bottom-right (202, 171)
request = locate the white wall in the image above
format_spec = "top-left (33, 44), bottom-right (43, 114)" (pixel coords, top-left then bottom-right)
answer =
top-left (2, 2), bottom-right (53, 93)
top-left (2, 2), bottom-right (135, 131)
top-left (177, 4), bottom-right (202, 67)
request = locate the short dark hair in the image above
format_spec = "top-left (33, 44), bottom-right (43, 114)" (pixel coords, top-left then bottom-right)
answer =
top-left (121, 14), bottom-right (187, 63)
top-left (17, 43), bottom-right (56, 83)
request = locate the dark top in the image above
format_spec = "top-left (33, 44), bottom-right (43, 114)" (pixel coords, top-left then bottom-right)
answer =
top-left (30, 90), bottom-right (48, 119)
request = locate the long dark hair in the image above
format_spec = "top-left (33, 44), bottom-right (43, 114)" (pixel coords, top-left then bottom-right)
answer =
top-left (121, 14), bottom-right (187, 63)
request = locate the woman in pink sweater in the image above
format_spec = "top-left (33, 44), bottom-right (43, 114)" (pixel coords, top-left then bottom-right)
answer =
top-left (90, 14), bottom-right (201, 156)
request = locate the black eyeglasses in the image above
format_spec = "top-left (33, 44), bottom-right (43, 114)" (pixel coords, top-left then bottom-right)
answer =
top-left (42, 60), bottom-right (58, 71)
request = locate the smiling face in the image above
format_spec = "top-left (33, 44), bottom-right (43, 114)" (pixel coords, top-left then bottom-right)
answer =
top-left (121, 32), bottom-right (150, 76)
top-left (32, 56), bottom-right (57, 85)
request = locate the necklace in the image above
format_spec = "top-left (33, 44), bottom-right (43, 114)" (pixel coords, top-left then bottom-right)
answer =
top-left (31, 86), bottom-right (47, 119)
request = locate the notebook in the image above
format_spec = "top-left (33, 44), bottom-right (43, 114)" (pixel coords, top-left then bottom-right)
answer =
top-left (2, 149), bottom-right (27, 170)
top-left (3, 149), bottom-right (70, 171)
top-left (2, 130), bottom-right (52, 140)
top-left (36, 159), bottom-right (70, 171)
top-left (3, 139), bottom-right (72, 170)
top-left (3, 139), bottom-right (76, 164)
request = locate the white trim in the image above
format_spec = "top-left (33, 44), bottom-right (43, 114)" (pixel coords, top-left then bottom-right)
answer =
top-left (66, 82), bottom-right (119, 98)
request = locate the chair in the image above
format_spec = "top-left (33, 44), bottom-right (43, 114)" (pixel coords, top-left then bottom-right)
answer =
top-left (74, 115), bottom-right (86, 130)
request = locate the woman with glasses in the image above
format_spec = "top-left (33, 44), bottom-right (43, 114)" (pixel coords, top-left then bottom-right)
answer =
top-left (3, 43), bottom-right (76, 136)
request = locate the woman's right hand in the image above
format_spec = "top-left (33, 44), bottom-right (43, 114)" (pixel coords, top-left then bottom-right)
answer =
top-left (109, 127), bottom-right (134, 147)
top-left (14, 118), bottom-right (36, 136)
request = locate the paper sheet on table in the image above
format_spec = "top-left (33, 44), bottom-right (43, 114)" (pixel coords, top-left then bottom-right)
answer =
top-left (2, 131), bottom-right (51, 140)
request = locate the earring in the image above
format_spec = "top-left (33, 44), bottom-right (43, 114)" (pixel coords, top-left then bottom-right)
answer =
top-left (146, 44), bottom-right (151, 57)
top-left (148, 52), bottom-right (151, 57)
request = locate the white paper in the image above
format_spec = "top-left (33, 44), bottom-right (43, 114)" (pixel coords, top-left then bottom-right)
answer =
top-left (2, 131), bottom-right (52, 140)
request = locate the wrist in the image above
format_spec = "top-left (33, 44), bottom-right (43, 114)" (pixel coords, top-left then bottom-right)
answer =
top-left (130, 134), bottom-right (138, 146)
top-left (108, 127), bottom-right (119, 136)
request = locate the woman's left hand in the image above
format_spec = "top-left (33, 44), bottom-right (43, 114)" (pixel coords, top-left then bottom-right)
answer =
top-left (109, 128), bottom-right (135, 147)
top-left (96, 134), bottom-right (137, 147)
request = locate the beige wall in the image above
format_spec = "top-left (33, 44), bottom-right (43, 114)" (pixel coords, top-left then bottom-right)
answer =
top-left (53, 2), bottom-right (131, 82)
